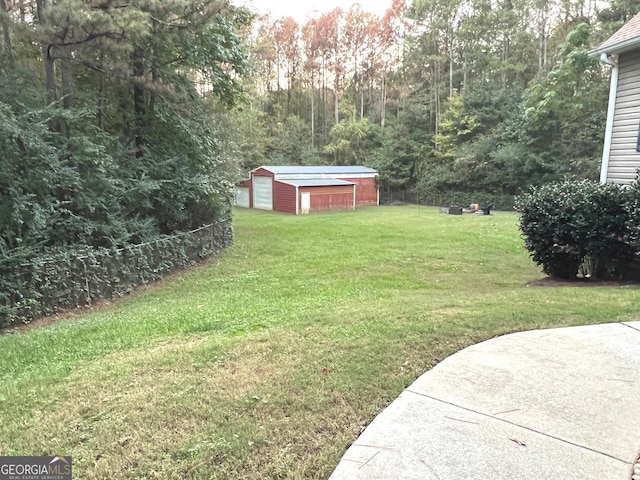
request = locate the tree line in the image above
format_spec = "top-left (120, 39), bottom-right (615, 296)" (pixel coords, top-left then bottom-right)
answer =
top-left (235, 0), bottom-right (638, 205)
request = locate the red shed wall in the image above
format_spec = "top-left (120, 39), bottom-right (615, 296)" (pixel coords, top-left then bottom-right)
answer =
top-left (273, 181), bottom-right (297, 214)
top-left (251, 167), bottom-right (275, 178)
top-left (302, 185), bottom-right (354, 212)
top-left (343, 177), bottom-right (378, 205)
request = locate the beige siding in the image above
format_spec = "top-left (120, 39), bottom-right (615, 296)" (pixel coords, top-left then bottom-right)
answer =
top-left (607, 50), bottom-right (640, 184)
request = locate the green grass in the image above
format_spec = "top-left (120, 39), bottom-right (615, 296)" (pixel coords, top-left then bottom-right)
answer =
top-left (1, 206), bottom-right (639, 479)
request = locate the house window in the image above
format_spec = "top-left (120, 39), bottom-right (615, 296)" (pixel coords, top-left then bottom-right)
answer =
top-left (637, 119), bottom-right (640, 153)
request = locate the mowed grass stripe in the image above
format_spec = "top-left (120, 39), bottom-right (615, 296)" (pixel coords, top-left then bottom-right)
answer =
top-left (0, 206), bottom-right (638, 478)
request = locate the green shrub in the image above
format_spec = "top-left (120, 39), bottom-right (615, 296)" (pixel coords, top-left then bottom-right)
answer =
top-left (626, 176), bottom-right (640, 250)
top-left (515, 180), bottom-right (633, 279)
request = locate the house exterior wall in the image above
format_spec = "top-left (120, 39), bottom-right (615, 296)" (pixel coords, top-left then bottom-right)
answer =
top-left (607, 50), bottom-right (640, 184)
top-left (273, 181), bottom-right (297, 214)
top-left (302, 185), bottom-right (355, 212)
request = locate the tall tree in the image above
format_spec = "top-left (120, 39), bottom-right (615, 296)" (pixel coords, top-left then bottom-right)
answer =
top-left (1, 0), bottom-right (251, 252)
top-left (273, 17), bottom-right (300, 93)
top-left (0, 0), bottom-right (14, 63)
top-left (302, 17), bottom-right (321, 146)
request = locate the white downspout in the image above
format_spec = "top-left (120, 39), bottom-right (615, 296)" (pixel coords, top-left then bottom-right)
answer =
top-left (600, 53), bottom-right (619, 184)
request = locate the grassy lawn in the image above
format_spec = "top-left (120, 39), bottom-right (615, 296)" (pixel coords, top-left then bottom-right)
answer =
top-left (1, 205), bottom-right (639, 479)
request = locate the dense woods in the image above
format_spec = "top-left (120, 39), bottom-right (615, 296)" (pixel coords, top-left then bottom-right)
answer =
top-left (1, 0), bottom-right (638, 256)
top-left (0, 0), bottom-right (250, 256)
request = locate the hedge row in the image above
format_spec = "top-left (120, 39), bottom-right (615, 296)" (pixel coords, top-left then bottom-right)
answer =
top-left (0, 217), bottom-right (233, 328)
top-left (515, 180), bottom-right (640, 280)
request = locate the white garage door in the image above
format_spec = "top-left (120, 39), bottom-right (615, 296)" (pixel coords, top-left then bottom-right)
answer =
top-left (253, 176), bottom-right (273, 210)
top-left (235, 187), bottom-right (250, 208)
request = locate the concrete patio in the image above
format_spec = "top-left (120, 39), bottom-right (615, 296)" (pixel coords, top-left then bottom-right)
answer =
top-left (330, 322), bottom-right (640, 480)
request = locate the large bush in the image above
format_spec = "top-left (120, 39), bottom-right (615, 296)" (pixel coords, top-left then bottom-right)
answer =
top-left (515, 180), bottom-right (635, 280)
top-left (625, 176), bottom-right (640, 251)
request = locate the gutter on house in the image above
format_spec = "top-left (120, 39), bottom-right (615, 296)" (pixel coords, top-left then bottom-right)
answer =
top-left (589, 36), bottom-right (640, 58)
top-left (599, 53), bottom-right (619, 184)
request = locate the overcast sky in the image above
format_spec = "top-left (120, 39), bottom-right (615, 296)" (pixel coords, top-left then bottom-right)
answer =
top-left (236, 0), bottom-right (394, 22)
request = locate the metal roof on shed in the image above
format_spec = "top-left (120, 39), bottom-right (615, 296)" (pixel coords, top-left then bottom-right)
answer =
top-left (277, 179), bottom-right (356, 187)
top-left (256, 166), bottom-right (377, 175)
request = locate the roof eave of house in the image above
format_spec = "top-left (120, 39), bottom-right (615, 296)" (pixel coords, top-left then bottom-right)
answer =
top-left (589, 37), bottom-right (640, 57)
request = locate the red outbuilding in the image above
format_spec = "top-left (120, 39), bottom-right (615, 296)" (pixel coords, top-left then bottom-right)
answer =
top-left (235, 166), bottom-right (379, 214)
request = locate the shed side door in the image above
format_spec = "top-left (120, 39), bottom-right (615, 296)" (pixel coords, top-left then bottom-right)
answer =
top-left (300, 192), bottom-right (310, 214)
top-left (253, 175), bottom-right (273, 210)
